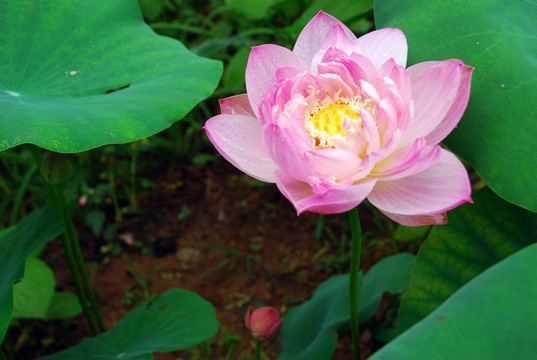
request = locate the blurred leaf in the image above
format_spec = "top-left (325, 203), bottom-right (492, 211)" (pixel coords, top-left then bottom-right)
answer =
top-left (191, 36), bottom-right (255, 58)
top-left (222, 47), bottom-right (250, 89)
top-left (278, 253), bottom-right (414, 360)
top-left (137, 0), bottom-right (165, 21)
top-left (393, 224), bottom-right (430, 243)
top-left (0, 202), bottom-right (64, 342)
top-left (29, 242), bottom-right (47, 259)
top-left (225, 0), bottom-right (284, 20)
top-left (0, 0), bottom-right (222, 153)
top-left (287, 0), bottom-right (373, 38)
top-left (41, 288), bottom-right (218, 360)
top-left (192, 153), bottom-right (217, 164)
top-left (46, 292), bottom-right (82, 320)
top-left (375, 0), bottom-right (537, 212)
top-left (12, 258), bottom-right (55, 320)
top-left (85, 210), bottom-right (106, 236)
top-left (370, 244), bottom-right (537, 360)
top-left (359, 253), bottom-right (415, 321)
top-left (397, 187), bottom-right (536, 333)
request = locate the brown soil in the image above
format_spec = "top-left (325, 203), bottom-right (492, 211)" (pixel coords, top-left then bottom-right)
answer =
top-left (8, 161), bottom-right (395, 359)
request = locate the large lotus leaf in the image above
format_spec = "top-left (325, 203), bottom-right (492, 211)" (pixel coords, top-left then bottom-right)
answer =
top-left (0, 0), bottom-right (222, 153)
top-left (375, 0), bottom-right (537, 212)
top-left (41, 288), bottom-right (219, 360)
top-left (0, 202), bottom-right (64, 342)
top-left (397, 187), bottom-right (537, 333)
top-left (278, 253), bottom-right (414, 360)
top-left (370, 243), bottom-right (537, 360)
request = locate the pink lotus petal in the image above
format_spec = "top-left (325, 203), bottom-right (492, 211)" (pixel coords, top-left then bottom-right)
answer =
top-left (275, 170), bottom-right (377, 214)
top-left (304, 148), bottom-right (362, 179)
top-left (360, 79), bottom-right (381, 104)
top-left (204, 114), bottom-right (278, 182)
top-left (378, 59), bottom-right (412, 105)
top-left (293, 11), bottom-right (356, 66)
top-left (373, 140), bottom-right (441, 181)
top-left (275, 66), bottom-right (304, 81)
top-left (345, 53), bottom-right (379, 86)
top-left (367, 150), bottom-right (471, 216)
top-left (378, 211), bottom-right (448, 226)
top-left (316, 71), bottom-right (356, 99)
top-left (310, 24), bottom-right (361, 73)
top-left (360, 108), bottom-right (381, 152)
top-left (262, 124), bottom-right (313, 182)
top-left (343, 152), bottom-right (378, 183)
top-left (372, 97), bottom-right (411, 160)
top-left (355, 28), bottom-right (407, 68)
top-left (220, 94), bottom-right (255, 116)
top-left (424, 64), bottom-right (473, 145)
top-left (375, 97), bottom-right (401, 147)
top-left (405, 60), bottom-right (469, 145)
top-left (246, 44), bottom-right (307, 119)
top-left (317, 59), bottom-right (361, 94)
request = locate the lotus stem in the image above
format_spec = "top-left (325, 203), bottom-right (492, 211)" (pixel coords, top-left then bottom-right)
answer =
top-left (30, 145), bottom-right (103, 335)
top-left (348, 207), bottom-right (362, 360)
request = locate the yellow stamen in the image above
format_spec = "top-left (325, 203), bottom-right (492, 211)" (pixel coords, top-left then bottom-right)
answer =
top-left (305, 101), bottom-right (360, 149)
top-left (309, 104), bottom-right (359, 137)
top-left (304, 95), bottom-right (376, 150)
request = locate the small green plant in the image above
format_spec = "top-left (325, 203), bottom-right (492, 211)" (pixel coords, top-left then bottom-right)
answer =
top-left (177, 205), bottom-right (193, 221)
top-left (125, 256), bottom-right (165, 301)
top-left (183, 328), bottom-right (253, 360)
top-left (198, 243), bottom-right (260, 283)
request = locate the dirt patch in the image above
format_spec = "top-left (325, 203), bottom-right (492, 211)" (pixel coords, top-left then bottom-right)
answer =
top-left (9, 161), bottom-right (393, 359)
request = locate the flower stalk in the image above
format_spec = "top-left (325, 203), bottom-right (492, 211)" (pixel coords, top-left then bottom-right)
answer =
top-left (255, 338), bottom-right (261, 360)
top-left (348, 207), bottom-right (362, 360)
top-left (56, 184), bottom-right (106, 333)
top-left (30, 145), bottom-right (105, 336)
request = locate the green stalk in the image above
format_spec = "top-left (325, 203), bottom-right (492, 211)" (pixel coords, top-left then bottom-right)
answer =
top-left (9, 163), bottom-right (37, 227)
top-left (29, 146), bottom-right (102, 335)
top-left (255, 339), bottom-right (261, 360)
top-left (347, 208), bottom-right (362, 360)
top-left (56, 186), bottom-right (106, 333)
top-left (59, 231), bottom-right (98, 336)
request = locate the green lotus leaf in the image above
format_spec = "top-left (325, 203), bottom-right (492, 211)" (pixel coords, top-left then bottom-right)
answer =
top-left (398, 187), bottom-right (536, 332)
top-left (41, 288), bottom-right (218, 360)
top-left (279, 253), bottom-right (415, 360)
top-left (0, 202), bottom-right (64, 342)
top-left (375, 0), bottom-right (537, 212)
top-left (0, 0), bottom-right (222, 153)
top-left (370, 243), bottom-right (537, 360)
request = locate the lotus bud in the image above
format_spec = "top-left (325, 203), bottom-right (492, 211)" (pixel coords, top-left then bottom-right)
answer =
top-left (78, 195), bottom-right (88, 206)
top-left (41, 152), bottom-right (73, 185)
top-left (244, 306), bottom-right (282, 340)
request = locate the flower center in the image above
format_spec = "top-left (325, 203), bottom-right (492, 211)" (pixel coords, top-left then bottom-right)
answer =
top-left (305, 98), bottom-right (365, 149)
top-left (310, 104), bottom-right (359, 137)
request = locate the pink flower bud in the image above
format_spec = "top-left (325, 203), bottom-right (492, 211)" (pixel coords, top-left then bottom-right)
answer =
top-left (78, 196), bottom-right (87, 207)
top-left (244, 306), bottom-right (282, 340)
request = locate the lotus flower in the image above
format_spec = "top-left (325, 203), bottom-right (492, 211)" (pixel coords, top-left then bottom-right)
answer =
top-left (204, 11), bottom-right (473, 226)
